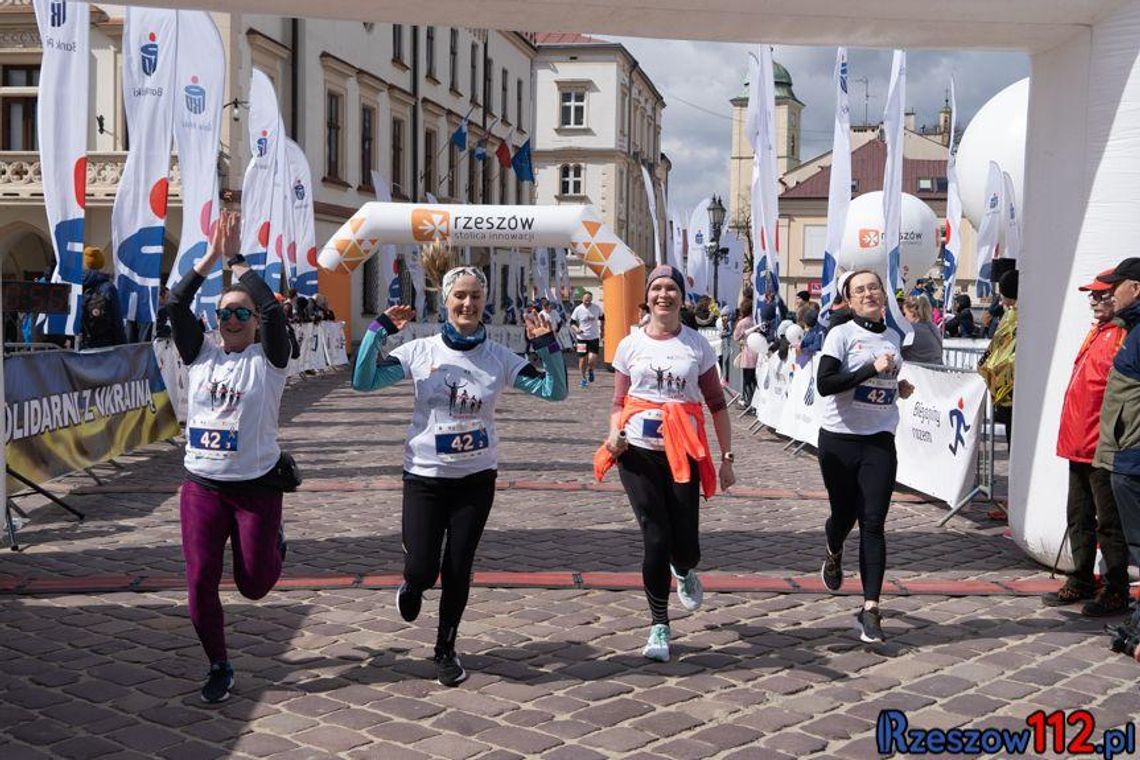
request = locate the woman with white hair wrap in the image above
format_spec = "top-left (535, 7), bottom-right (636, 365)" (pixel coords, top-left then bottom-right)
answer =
top-left (352, 266), bottom-right (568, 686)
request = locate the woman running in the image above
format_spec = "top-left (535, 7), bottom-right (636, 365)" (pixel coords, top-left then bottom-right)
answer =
top-left (168, 210), bottom-right (295, 703)
top-left (595, 264), bottom-right (735, 662)
top-left (816, 269), bottom-right (914, 643)
top-left (352, 266), bottom-right (567, 686)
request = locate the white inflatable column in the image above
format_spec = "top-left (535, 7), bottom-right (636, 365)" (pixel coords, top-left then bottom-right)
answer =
top-left (1015, 8), bottom-right (1140, 567)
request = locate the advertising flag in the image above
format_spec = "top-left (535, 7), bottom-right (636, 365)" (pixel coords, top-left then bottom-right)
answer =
top-left (640, 164), bottom-right (662, 266)
top-left (371, 170), bottom-right (401, 306)
top-left (747, 45), bottom-right (780, 314)
top-left (286, 139), bottom-right (317, 296)
top-left (112, 7), bottom-right (178, 326)
top-left (33, 0), bottom-right (89, 335)
top-left (170, 10), bottom-right (224, 326)
top-left (942, 79), bottom-right (963, 309)
top-left (687, 197), bottom-right (712, 301)
top-left (668, 208), bottom-right (685, 271)
top-left (239, 69), bottom-right (284, 284)
top-left (881, 49), bottom-right (914, 345)
top-left (1001, 170), bottom-right (1021, 261)
top-left (818, 48), bottom-right (850, 328)
top-left (975, 161), bottom-right (1004, 298)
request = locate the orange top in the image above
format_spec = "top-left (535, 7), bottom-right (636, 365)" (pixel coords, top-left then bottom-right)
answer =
top-left (594, 396), bottom-right (717, 499)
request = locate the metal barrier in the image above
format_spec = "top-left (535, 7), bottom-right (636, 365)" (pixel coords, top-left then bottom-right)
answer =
top-left (4, 342), bottom-right (63, 355)
top-left (942, 346), bottom-right (987, 371)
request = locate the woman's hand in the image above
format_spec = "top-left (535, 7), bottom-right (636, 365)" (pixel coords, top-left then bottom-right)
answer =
top-left (604, 429), bottom-right (628, 457)
top-left (384, 305), bottom-right (415, 330)
top-left (525, 313), bottom-right (552, 340)
top-left (898, 379), bottom-right (915, 399)
top-left (719, 461), bottom-right (736, 492)
top-left (873, 352), bottom-right (896, 374)
top-left (197, 208), bottom-right (238, 274)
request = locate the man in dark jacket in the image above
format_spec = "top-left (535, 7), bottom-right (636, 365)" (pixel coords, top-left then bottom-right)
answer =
top-left (80, 246), bottom-right (126, 349)
top-left (1094, 259), bottom-right (1140, 626)
top-left (1043, 270), bottom-right (1129, 615)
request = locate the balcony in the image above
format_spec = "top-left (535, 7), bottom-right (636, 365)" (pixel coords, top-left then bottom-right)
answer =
top-left (0, 152), bottom-right (184, 204)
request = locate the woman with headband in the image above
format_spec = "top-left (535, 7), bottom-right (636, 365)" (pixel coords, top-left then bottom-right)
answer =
top-left (595, 264), bottom-right (735, 662)
top-left (352, 266), bottom-right (568, 686)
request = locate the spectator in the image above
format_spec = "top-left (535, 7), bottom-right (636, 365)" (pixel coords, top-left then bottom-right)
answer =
top-left (978, 270), bottom-right (1018, 447)
top-left (679, 304), bottom-right (697, 329)
top-left (733, 296), bottom-right (759, 403)
top-left (798, 303), bottom-right (825, 359)
top-left (943, 293), bottom-right (976, 338)
top-left (981, 300), bottom-right (1005, 339)
top-left (154, 286), bottom-right (172, 339)
top-left (1044, 269), bottom-right (1130, 616)
top-left (80, 246), bottom-right (127, 349)
top-left (637, 302), bottom-right (651, 327)
top-left (311, 293), bottom-right (335, 322)
top-left (794, 290), bottom-right (812, 311)
top-left (1092, 258), bottom-right (1140, 634)
top-left (901, 294), bottom-right (944, 364)
top-left (540, 298), bottom-right (564, 334)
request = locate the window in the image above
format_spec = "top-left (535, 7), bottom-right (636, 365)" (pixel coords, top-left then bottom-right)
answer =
top-left (0, 65), bottom-right (38, 151)
top-left (802, 224), bottom-right (827, 261)
top-left (485, 58), bottom-right (494, 114)
top-left (516, 79), bottom-right (524, 132)
top-left (917, 177), bottom-right (935, 192)
top-left (498, 159), bottom-right (508, 204)
top-left (468, 151), bottom-right (480, 202)
top-left (620, 92), bottom-right (628, 136)
top-left (424, 128), bottom-right (437, 197)
top-left (325, 91), bottom-right (342, 179)
top-left (392, 24), bottom-right (404, 63)
top-left (391, 117), bottom-right (405, 196)
top-left (449, 28), bottom-right (459, 91)
top-left (559, 164), bottom-right (583, 196)
top-left (425, 27), bottom-right (436, 79)
top-left (560, 90), bottom-right (586, 128)
top-left (448, 141), bottom-right (459, 198)
top-left (501, 69), bottom-right (509, 121)
top-left (470, 44), bottom-right (479, 103)
top-left (851, 179), bottom-right (860, 192)
top-left (360, 105), bottom-right (375, 184)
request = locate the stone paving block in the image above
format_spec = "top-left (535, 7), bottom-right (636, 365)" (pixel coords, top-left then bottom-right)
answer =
top-left (573, 697), bottom-right (654, 726)
top-left (295, 725), bottom-right (372, 753)
top-left (476, 725), bottom-right (563, 754)
top-left (42, 736), bottom-right (122, 760)
top-left (230, 733), bottom-right (301, 758)
top-left (412, 733), bottom-right (490, 760)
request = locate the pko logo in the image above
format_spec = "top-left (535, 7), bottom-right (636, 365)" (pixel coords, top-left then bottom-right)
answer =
top-left (412, 209), bottom-right (450, 242)
top-left (859, 228), bottom-right (882, 249)
top-left (988, 192), bottom-right (1000, 210)
top-left (293, 180), bottom-right (305, 201)
top-left (948, 397), bottom-right (971, 456)
top-left (140, 33), bottom-right (159, 77)
top-left (184, 76), bottom-right (206, 115)
top-left (695, 231), bottom-right (704, 246)
top-left (49, 0), bottom-right (66, 28)
top-left (256, 130), bottom-right (269, 157)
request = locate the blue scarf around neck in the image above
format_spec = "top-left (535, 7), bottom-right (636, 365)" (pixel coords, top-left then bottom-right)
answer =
top-left (441, 321), bottom-right (487, 350)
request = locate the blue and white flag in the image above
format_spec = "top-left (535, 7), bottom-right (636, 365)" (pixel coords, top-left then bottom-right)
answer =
top-left (686, 197), bottom-right (712, 301)
top-left (818, 47), bottom-right (850, 328)
top-left (881, 50), bottom-right (914, 346)
top-left (746, 45), bottom-right (780, 317)
top-left (240, 69), bottom-right (284, 287)
top-left (112, 7), bottom-right (178, 325)
top-left (975, 161), bottom-right (1004, 298)
top-left (33, 0), bottom-right (89, 335)
top-left (451, 115), bottom-right (468, 151)
top-left (286, 139), bottom-right (317, 297)
top-left (640, 164), bottom-right (662, 266)
top-left (668, 208), bottom-right (685, 272)
top-left (1001, 170), bottom-right (1021, 261)
top-left (511, 139), bottom-right (535, 182)
top-left (942, 79), bottom-right (962, 309)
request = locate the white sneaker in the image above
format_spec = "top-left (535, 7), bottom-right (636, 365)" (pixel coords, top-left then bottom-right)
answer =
top-left (671, 566), bottom-right (703, 611)
top-left (642, 624), bottom-right (671, 662)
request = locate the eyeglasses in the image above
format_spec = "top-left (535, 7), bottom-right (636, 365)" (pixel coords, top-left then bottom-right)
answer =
top-left (851, 283), bottom-right (883, 296)
top-left (1088, 290), bottom-right (1113, 302)
top-left (216, 307), bottom-right (254, 322)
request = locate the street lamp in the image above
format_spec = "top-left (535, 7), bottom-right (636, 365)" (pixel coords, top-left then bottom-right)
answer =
top-left (705, 195), bottom-right (729, 306)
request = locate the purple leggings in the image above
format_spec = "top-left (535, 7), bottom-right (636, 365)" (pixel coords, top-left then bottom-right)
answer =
top-left (180, 480), bottom-right (283, 664)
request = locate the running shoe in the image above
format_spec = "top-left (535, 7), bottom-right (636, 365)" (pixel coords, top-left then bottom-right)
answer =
top-left (579, 378), bottom-right (589, 389)
top-left (856, 608), bottom-right (884, 644)
top-left (1041, 579), bottom-right (1096, 607)
top-left (821, 546), bottom-right (844, 592)
top-left (201, 661), bottom-right (234, 704)
top-left (396, 582), bottom-right (423, 622)
top-left (642, 624), bottom-right (671, 662)
top-left (1082, 588), bottom-right (1131, 618)
top-left (671, 566), bottom-right (703, 611)
top-left (277, 524), bottom-right (288, 561)
top-left (588, 369), bottom-right (596, 383)
top-left (434, 650), bottom-right (468, 687)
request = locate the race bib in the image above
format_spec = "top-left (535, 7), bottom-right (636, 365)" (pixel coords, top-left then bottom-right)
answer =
top-left (576, 342), bottom-right (588, 353)
top-left (853, 380), bottom-right (898, 408)
top-left (434, 418), bottom-right (490, 462)
top-left (187, 417), bottom-right (239, 460)
top-left (641, 410), bottom-right (664, 440)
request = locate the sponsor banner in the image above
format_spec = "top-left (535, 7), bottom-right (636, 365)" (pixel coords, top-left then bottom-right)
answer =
top-left (747, 45), bottom-right (780, 301)
top-left (318, 203), bottom-right (641, 281)
top-left (775, 355), bottom-right (822, 447)
top-left (881, 49), bottom-right (915, 346)
top-left (286, 139), bottom-right (317, 296)
top-left (640, 164), bottom-right (662, 265)
top-left (112, 7), bottom-right (178, 324)
top-left (240, 69), bottom-right (284, 283)
top-left (686, 197), bottom-right (712, 300)
top-left (4, 344), bottom-right (180, 488)
top-left (753, 352), bottom-right (795, 430)
top-left (819, 47), bottom-right (850, 327)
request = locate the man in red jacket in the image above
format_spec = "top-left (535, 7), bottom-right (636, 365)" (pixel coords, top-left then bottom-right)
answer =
top-left (1043, 270), bottom-right (1130, 615)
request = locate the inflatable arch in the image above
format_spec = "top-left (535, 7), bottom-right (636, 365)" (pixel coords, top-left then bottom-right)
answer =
top-left (318, 202), bottom-right (647, 362)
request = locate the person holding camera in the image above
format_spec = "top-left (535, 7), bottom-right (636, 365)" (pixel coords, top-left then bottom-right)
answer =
top-left (168, 209), bottom-right (296, 704)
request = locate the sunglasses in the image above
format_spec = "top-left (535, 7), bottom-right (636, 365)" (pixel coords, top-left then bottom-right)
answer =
top-left (216, 307), bottom-right (254, 322)
top-left (1087, 290), bottom-right (1113, 302)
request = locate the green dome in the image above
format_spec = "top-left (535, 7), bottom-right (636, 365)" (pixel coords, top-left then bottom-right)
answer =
top-left (738, 60), bottom-right (801, 104)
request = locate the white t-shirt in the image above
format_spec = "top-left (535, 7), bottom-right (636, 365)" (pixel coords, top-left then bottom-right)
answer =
top-left (819, 320), bottom-right (902, 436)
top-left (612, 326), bottom-right (717, 450)
top-left (390, 334), bottom-right (528, 478)
top-left (540, 308), bottom-right (562, 332)
top-left (571, 303), bottom-right (602, 340)
top-left (184, 341), bottom-right (287, 481)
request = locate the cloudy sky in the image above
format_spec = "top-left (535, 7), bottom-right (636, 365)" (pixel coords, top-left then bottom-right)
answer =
top-left (600, 37), bottom-right (1029, 213)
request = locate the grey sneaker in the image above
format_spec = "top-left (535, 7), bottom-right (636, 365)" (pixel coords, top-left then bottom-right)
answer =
top-left (671, 565), bottom-right (703, 611)
top-left (434, 650), bottom-right (468, 687)
top-left (642, 624), bottom-right (671, 662)
top-left (856, 608), bottom-right (884, 644)
top-left (201, 661), bottom-right (234, 704)
top-left (822, 546), bottom-right (844, 592)
top-left (396, 582), bottom-right (423, 622)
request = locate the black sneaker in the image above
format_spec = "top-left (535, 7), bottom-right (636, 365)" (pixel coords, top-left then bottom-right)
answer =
top-left (434, 651), bottom-right (468, 687)
top-left (277, 525), bottom-right (288, 561)
top-left (821, 546), bottom-right (843, 592)
top-left (856, 608), bottom-right (884, 644)
top-left (396, 582), bottom-right (422, 622)
top-left (201, 661), bottom-right (234, 704)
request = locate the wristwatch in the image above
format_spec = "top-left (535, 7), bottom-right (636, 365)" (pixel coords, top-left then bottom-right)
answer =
top-left (226, 253), bottom-right (247, 268)
top-left (722, 451), bottom-right (735, 463)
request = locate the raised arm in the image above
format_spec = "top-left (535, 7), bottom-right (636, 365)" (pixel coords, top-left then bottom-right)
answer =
top-left (167, 210), bottom-right (237, 364)
top-left (512, 331), bottom-right (568, 401)
top-left (352, 306), bottom-right (415, 391)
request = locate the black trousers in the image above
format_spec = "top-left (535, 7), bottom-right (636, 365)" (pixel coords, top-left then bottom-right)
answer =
top-left (618, 445), bottom-right (701, 626)
top-left (1067, 462), bottom-right (1129, 592)
top-left (817, 429), bottom-right (897, 602)
top-left (402, 469), bottom-right (497, 655)
top-left (742, 368), bottom-right (757, 405)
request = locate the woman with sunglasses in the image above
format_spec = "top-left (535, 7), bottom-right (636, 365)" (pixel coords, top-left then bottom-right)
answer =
top-left (353, 266), bottom-right (567, 687)
top-left (167, 209), bottom-right (293, 703)
top-left (815, 269), bottom-right (915, 644)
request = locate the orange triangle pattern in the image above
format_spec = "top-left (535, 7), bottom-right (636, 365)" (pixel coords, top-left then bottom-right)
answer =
top-left (582, 220), bottom-right (602, 238)
top-left (350, 217), bottom-right (365, 234)
top-left (595, 241), bottom-right (617, 259)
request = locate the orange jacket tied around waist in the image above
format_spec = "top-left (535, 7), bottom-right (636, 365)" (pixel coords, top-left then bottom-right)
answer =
top-left (593, 397), bottom-right (717, 499)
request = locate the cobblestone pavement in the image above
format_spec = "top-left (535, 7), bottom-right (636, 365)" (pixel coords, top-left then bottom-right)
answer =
top-left (3, 366), bottom-right (1138, 759)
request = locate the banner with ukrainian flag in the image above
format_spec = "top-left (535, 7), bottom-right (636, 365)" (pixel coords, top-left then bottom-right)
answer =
top-left (3, 344), bottom-right (180, 489)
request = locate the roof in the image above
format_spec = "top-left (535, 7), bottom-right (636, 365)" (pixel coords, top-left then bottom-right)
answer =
top-left (534, 32), bottom-right (607, 45)
top-left (781, 138), bottom-right (947, 200)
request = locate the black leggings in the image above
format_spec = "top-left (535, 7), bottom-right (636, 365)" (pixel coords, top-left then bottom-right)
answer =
top-left (817, 429), bottom-right (897, 602)
top-left (742, 368), bottom-right (757, 404)
top-left (402, 469), bottom-right (497, 655)
top-left (618, 445), bottom-right (701, 626)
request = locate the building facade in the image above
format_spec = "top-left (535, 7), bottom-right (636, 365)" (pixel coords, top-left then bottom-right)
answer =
top-left (531, 33), bottom-right (669, 298)
top-left (0, 1), bottom-right (538, 341)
